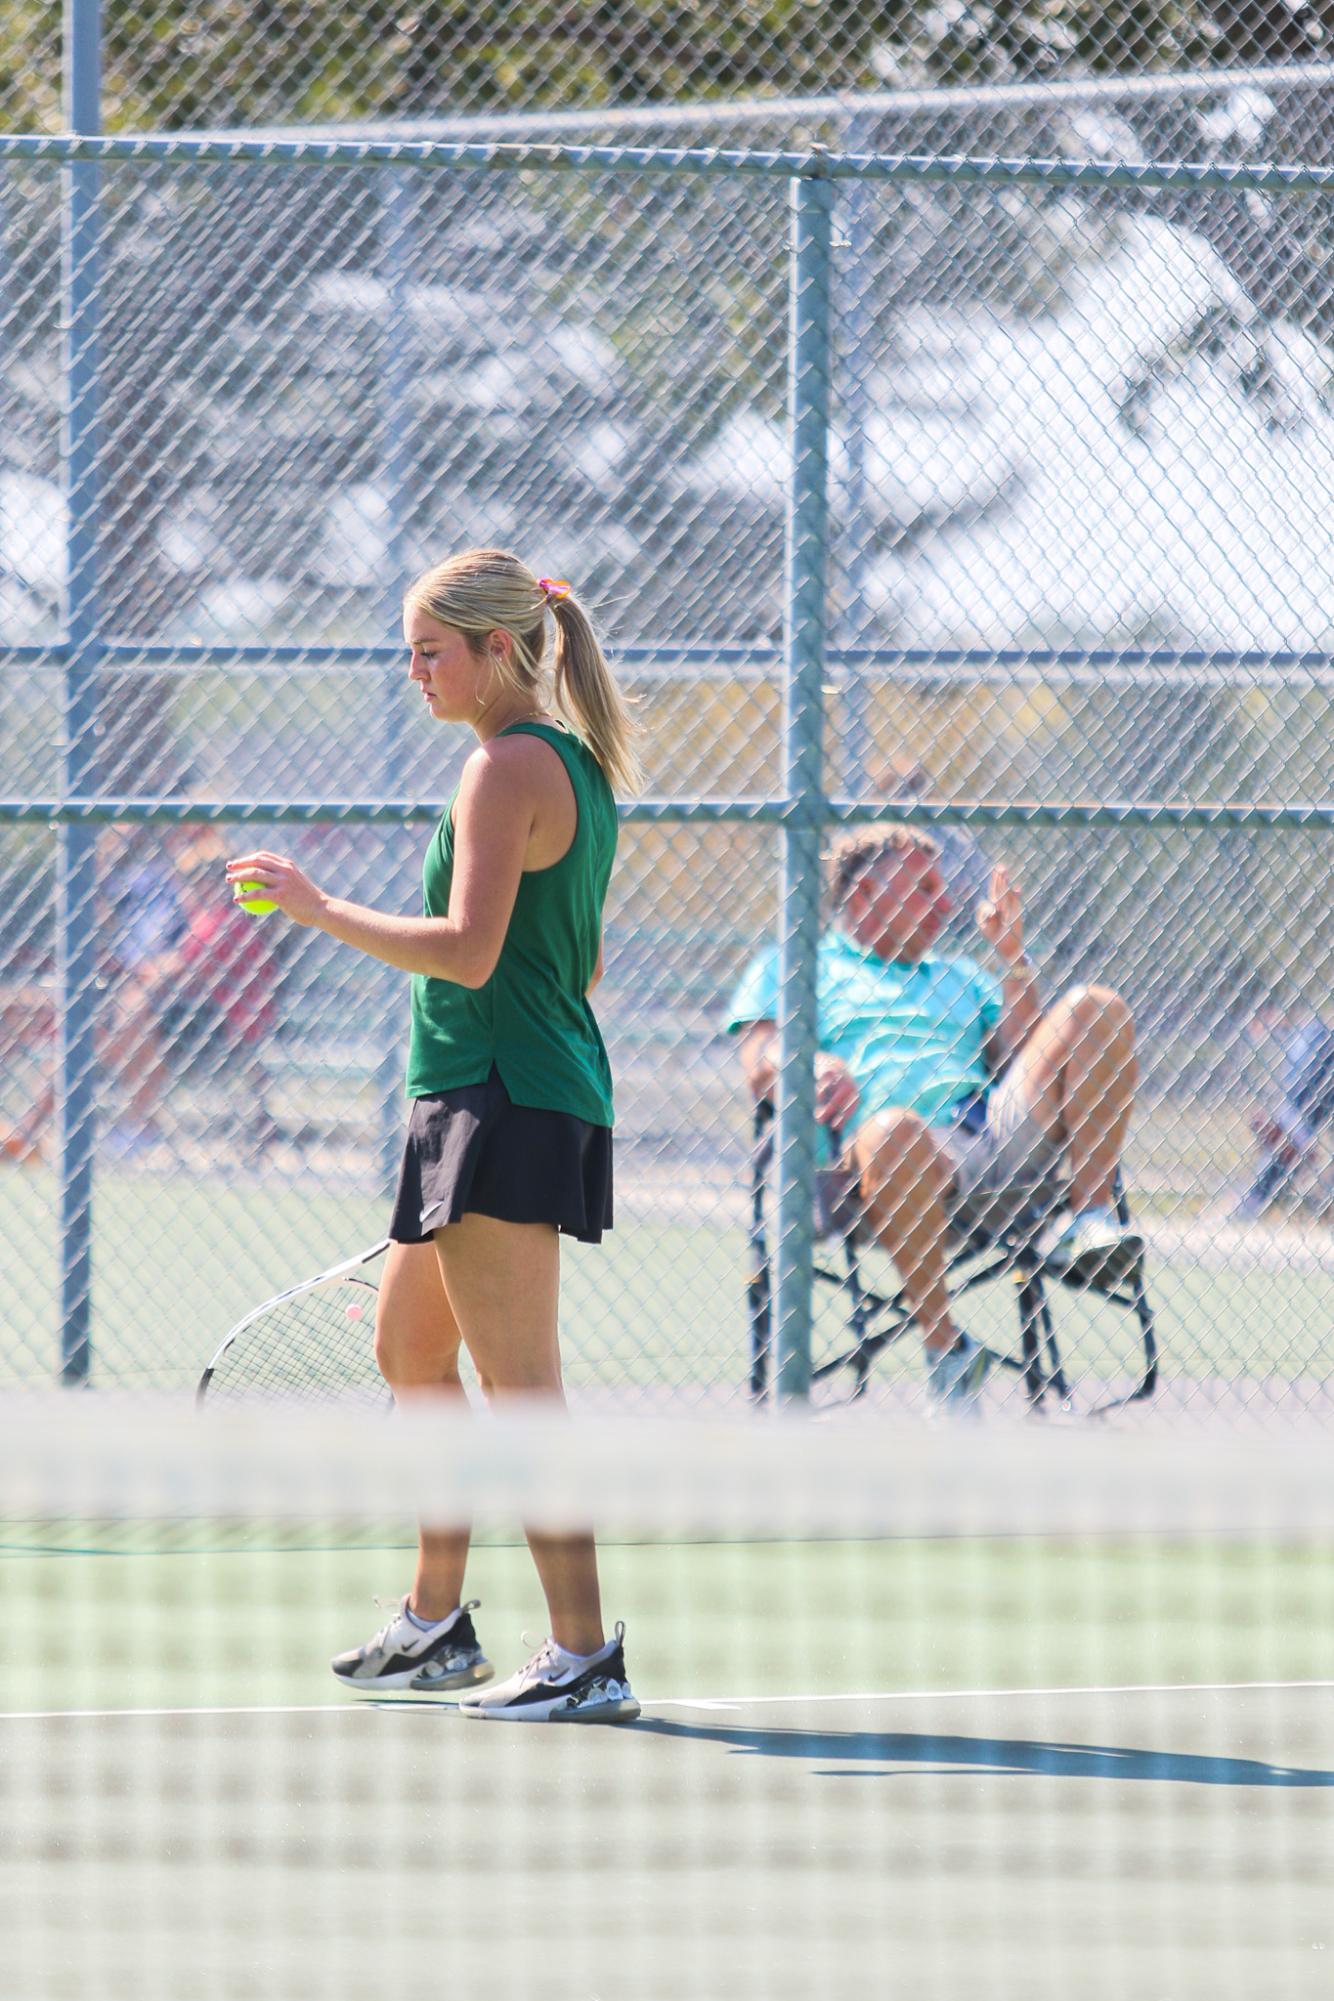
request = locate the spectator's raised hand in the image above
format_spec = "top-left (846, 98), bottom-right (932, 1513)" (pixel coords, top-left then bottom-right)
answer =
top-left (976, 863), bottom-right (1025, 967)
top-left (815, 1053), bottom-right (860, 1131)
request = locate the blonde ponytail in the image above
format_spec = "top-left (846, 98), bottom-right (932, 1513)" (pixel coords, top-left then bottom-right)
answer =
top-left (549, 593), bottom-right (642, 796)
top-left (403, 547), bottom-right (642, 795)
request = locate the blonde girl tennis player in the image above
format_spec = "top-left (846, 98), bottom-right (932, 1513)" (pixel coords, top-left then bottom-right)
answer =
top-left (226, 548), bottom-right (640, 1722)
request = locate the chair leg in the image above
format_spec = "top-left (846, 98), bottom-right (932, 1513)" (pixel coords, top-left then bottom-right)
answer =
top-left (1086, 1177), bottom-right (1158, 1413)
top-left (747, 1267), bottom-right (770, 1404)
top-left (1088, 1257), bottom-right (1157, 1413)
top-left (747, 1116), bottom-right (774, 1405)
top-left (843, 1239), bottom-right (873, 1346)
top-left (1130, 1264), bottom-right (1158, 1398)
top-left (1038, 1290), bottom-right (1073, 1405)
top-left (1017, 1271), bottom-right (1049, 1411)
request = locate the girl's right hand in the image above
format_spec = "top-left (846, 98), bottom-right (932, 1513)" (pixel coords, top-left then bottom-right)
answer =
top-left (224, 852), bottom-right (329, 928)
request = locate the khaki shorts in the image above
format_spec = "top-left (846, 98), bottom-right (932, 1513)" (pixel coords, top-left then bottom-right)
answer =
top-left (938, 1066), bottom-right (1067, 1237)
top-left (831, 1071), bottom-right (1067, 1244)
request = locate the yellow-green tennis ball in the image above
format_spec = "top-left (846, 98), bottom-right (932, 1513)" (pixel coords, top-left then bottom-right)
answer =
top-left (234, 881), bottom-right (277, 916)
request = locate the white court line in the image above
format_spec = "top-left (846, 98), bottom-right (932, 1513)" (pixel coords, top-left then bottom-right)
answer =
top-left (2, 1678), bottom-right (1332, 1723)
top-left (653, 1679), bottom-right (1334, 1710)
top-left (0, 1702), bottom-right (365, 1722)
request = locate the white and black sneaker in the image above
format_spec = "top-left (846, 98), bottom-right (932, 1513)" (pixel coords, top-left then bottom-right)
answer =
top-left (331, 1596), bottom-right (492, 1694)
top-left (458, 1622), bottom-right (640, 1724)
top-left (1040, 1207), bottom-right (1144, 1290)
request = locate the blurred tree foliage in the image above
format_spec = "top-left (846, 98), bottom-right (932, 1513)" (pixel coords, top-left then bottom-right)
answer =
top-left (2, 0), bottom-right (1329, 136)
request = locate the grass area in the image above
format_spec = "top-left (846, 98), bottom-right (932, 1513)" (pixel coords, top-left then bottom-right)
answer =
top-left (1, 1166), bottom-right (386, 1387)
top-left (2, 1157), bottom-right (1331, 1399)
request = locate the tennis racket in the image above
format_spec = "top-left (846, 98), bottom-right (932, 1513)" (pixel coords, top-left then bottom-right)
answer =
top-left (197, 1239), bottom-right (392, 1406)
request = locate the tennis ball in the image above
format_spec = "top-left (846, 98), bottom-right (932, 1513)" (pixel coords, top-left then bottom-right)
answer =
top-left (233, 880), bottom-right (277, 916)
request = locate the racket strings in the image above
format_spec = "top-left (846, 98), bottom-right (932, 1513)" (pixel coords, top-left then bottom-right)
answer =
top-left (203, 1280), bottom-right (386, 1404)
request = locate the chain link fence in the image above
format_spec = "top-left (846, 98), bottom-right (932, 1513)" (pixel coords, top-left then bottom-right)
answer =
top-left (0, 14), bottom-right (1331, 1417)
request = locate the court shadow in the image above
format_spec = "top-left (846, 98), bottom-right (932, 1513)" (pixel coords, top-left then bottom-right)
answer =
top-left (634, 1716), bottom-right (1334, 1787)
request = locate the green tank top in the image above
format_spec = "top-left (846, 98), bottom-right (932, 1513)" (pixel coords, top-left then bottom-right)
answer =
top-left (405, 721), bottom-right (617, 1125)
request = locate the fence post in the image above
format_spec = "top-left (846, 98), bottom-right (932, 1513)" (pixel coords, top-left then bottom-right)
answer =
top-left (838, 110), bottom-right (878, 792)
top-left (773, 164), bottom-right (834, 1404)
top-left (57, 0), bottom-right (102, 1384)
top-left (376, 167), bottom-right (413, 1196)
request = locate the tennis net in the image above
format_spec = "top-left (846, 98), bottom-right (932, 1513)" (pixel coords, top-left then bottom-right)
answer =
top-left (3, 1396), bottom-right (1333, 1999)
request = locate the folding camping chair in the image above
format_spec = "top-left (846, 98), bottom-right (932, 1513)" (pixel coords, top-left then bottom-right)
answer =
top-left (746, 1100), bottom-right (1158, 1414)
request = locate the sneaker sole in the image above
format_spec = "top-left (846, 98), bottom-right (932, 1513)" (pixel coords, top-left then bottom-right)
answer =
top-left (331, 1659), bottom-right (494, 1694)
top-left (411, 1660), bottom-right (494, 1693)
top-left (460, 1694), bottom-right (642, 1724)
top-left (1053, 1238), bottom-right (1144, 1290)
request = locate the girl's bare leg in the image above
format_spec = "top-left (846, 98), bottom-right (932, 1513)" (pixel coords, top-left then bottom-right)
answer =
top-left (374, 1240), bottom-right (471, 1621)
top-left (434, 1213), bottom-right (604, 1657)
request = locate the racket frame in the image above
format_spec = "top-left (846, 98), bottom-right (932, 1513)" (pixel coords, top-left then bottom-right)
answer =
top-left (196, 1238), bottom-right (391, 1404)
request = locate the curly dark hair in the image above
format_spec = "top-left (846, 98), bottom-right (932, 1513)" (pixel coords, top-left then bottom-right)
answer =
top-left (825, 824), bottom-right (941, 908)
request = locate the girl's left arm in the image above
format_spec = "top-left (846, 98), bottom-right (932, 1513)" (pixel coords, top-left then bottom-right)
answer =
top-left (225, 742), bottom-right (537, 990)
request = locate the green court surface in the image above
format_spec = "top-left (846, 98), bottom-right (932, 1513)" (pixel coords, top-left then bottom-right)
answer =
top-left (3, 1530), bottom-right (1334, 1997)
top-left (3, 1162), bottom-right (1332, 1407)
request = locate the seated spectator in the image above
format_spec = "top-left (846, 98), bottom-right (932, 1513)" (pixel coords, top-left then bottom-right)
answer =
top-left (726, 824), bottom-right (1140, 1413)
top-left (1237, 1002), bottom-right (1334, 1219)
top-left (169, 844), bottom-right (281, 1149)
top-left (0, 828), bottom-right (187, 1162)
top-left (96, 826), bottom-right (194, 1154)
top-left (0, 828), bottom-right (279, 1162)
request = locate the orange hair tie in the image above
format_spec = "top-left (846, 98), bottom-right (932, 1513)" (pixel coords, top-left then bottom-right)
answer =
top-left (537, 577), bottom-right (571, 604)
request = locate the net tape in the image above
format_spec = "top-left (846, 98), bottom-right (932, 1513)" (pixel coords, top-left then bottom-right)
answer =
top-left (5, 1396), bottom-right (1333, 1538)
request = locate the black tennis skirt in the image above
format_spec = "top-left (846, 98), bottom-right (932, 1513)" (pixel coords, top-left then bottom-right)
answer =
top-left (388, 1065), bottom-right (613, 1246)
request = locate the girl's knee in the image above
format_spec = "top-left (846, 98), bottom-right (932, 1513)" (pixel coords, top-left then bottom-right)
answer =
top-left (374, 1317), bottom-right (460, 1391)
